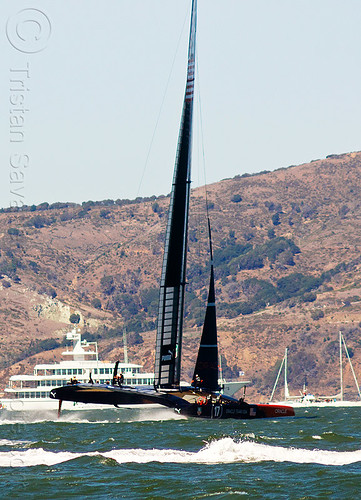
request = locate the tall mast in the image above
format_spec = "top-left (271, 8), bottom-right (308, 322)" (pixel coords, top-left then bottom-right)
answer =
top-left (123, 328), bottom-right (128, 364)
top-left (154, 0), bottom-right (197, 388)
top-left (339, 331), bottom-right (343, 401)
top-left (284, 348), bottom-right (289, 400)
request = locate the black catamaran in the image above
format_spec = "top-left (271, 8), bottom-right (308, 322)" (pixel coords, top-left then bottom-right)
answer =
top-left (51, 0), bottom-right (294, 419)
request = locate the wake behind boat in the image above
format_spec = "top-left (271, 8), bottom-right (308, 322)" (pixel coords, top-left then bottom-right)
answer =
top-left (51, 0), bottom-right (294, 420)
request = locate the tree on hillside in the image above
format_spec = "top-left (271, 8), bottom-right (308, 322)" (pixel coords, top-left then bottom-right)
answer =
top-left (69, 313), bottom-right (80, 324)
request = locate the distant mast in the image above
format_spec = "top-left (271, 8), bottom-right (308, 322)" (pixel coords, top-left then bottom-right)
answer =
top-left (154, 0), bottom-right (197, 389)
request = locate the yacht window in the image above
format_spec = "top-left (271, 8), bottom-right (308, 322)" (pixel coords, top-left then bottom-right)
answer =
top-left (100, 369), bottom-right (104, 374)
top-left (62, 369), bottom-right (66, 375)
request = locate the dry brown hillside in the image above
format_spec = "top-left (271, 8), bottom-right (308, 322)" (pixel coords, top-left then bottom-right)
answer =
top-left (1, 151), bottom-right (361, 401)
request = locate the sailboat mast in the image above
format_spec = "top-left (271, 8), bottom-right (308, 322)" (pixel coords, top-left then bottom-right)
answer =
top-left (341, 333), bottom-right (361, 400)
top-left (154, 0), bottom-right (197, 389)
top-left (269, 351), bottom-right (285, 402)
top-left (284, 348), bottom-right (289, 400)
top-left (123, 328), bottom-right (128, 364)
top-left (339, 331), bottom-right (343, 402)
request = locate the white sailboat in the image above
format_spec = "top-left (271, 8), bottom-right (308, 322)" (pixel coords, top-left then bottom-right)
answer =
top-left (270, 332), bottom-right (361, 407)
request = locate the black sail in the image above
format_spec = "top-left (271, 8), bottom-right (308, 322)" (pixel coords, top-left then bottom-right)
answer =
top-left (154, 0), bottom-right (197, 388)
top-left (192, 221), bottom-right (220, 391)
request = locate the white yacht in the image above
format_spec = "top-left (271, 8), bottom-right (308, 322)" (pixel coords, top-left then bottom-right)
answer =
top-left (0, 328), bottom-right (154, 412)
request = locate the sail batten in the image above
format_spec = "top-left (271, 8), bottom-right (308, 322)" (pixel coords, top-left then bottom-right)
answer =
top-left (154, 0), bottom-right (197, 389)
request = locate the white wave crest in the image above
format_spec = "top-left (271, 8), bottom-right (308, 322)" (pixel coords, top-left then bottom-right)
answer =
top-left (1, 438), bottom-right (361, 467)
top-left (126, 408), bottom-right (185, 422)
top-left (0, 408), bottom-right (182, 425)
top-left (0, 439), bottom-right (32, 447)
top-left (0, 448), bottom-right (86, 467)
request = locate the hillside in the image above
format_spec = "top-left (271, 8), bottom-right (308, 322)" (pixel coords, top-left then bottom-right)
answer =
top-left (1, 151), bottom-right (361, 401)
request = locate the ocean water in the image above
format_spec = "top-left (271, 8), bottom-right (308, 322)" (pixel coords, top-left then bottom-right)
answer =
top-left (0, 406), bottom-right (360, 499)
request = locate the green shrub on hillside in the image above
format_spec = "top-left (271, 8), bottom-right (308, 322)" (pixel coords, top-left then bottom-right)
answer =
top-left (91, 298), bottom-right (102, 309)
top-left (277, 273), bottom-right (321, 299)
top-left (311, 309), bottom-right (324, 321)
top-left (302, 292), bottom-right (317, 303)
top-left (272, 213), bottom-right (280, 225)
top-left (140, 288), bottom-right (159, 316)
top-left (25, 215), bottom-right (56, 228)
top-left (100, 275), bottom-right (115, 295)
top-left (69, 313), bottom-right (80, 324)
top-left (0, 257), bottom-right (22, 278)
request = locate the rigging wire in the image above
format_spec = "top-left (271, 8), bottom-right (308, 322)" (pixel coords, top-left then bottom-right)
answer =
top-left (192, 50), bottom-right (217, 333)
top-left (195, 53), bottom-right (224, 375)
top-left (195, 53), bottom-right (211, 224)
top-left (136, 6), bottom-right (190, 198)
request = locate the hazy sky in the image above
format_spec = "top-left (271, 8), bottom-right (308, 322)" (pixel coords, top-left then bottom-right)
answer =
top-left (1, 0), bottom-right (361, 209)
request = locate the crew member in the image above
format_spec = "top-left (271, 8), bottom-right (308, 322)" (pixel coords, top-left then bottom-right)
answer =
top-left (118, 373), bottom-right (124, 386)
top-left (192, 374), bottom-right (203, 389)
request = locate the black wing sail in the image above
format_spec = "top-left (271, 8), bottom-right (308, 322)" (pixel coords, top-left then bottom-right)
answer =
top-left (154, 0), bottom-right (197, 389)
top-left (192, 220), bottom-right (220, 391)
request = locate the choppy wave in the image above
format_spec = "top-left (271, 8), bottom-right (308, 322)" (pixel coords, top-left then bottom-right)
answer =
top-left (0, 407), bottom-right (182, 425)
top-left (0, 417), bottom-right (111, 425)
top-left (1, 438), bottom-right (361, 467)
top-left (0, 439), bottom-right (32, 447)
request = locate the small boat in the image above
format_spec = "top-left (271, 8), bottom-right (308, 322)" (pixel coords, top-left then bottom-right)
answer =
top-left (0, 328), bottom-right (154, 412)
top-left (269, 332), bottom-right (361, 408)
top-left (51, 0), bottom-right (294, 419)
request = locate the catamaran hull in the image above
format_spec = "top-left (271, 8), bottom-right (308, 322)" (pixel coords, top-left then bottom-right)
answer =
top-left (50, 384), bottom-right (186, 409)
top-left (51, 384), bottom-right (295, 419)
top-left (177, 402), bottom-right (295, 419)
top-left (0, 398), bottom-right (161, 412)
